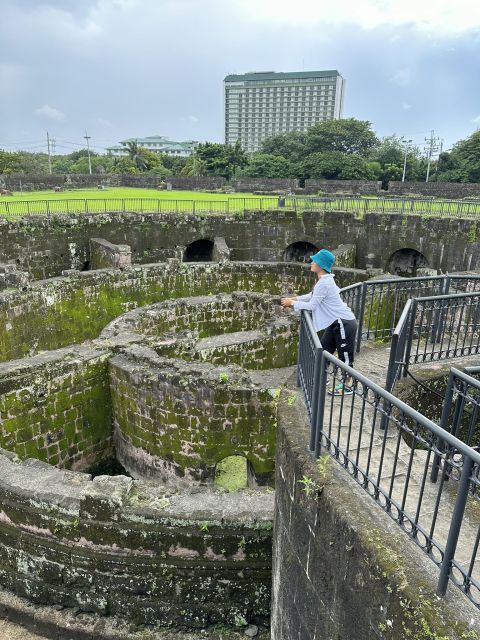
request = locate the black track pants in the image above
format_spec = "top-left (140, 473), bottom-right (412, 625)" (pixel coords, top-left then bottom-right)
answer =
top-left (320, 318), bottom-right (358, 366)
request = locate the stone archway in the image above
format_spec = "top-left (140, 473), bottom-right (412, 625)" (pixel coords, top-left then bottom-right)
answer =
top-left (387, 248), bottom-right (429, 277)
top-left (184, 238), bottom-right (214, 262)
top-left (284, 241), bottom-right (318, 263)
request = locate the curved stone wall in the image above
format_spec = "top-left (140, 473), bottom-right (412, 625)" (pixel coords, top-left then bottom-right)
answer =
top-left (0, 219), bottom-right (369, 633)
top-left (0, 451), bottom-right (272, 630)
top-left (0, 261), bottom-right (315, 362)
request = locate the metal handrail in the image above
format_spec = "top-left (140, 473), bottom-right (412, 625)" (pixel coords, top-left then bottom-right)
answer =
top-left (312, 349), bottom-right (480, 606)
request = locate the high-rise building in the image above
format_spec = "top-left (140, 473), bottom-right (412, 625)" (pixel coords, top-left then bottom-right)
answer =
top-left (224, 70), bottom-right (345, 152)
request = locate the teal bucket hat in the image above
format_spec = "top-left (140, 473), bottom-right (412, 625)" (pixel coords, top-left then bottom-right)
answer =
top-left (311, 249), bottom-right (335, 273)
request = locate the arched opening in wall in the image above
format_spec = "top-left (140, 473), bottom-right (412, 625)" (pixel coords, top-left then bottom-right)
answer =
top-left (284, 241), bottom-right (318, 263)
top-left (387, 248), bottom-right (429, 277)
top-left (81, 260), bottom-right (90, 271)
top-left (214, 455), bottom-right (248, 491)
top-left (184, 239), bottom-right (214, 262)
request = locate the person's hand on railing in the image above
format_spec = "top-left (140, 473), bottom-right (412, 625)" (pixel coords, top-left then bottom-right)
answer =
top-left (281, 297), bottom-right (297, 307)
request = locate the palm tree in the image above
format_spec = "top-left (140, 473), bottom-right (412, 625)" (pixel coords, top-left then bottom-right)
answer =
top-left (126, 141), bottom-right (148, 171)
top-left (180, 156), bottom-right (207, 177)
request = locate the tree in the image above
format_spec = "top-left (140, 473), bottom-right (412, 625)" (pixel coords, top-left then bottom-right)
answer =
top-left (437, 130), bottom-right (480, 182)
top-left (194, 141), bottom-right (247, 179)
top-left (370, 136), bottom-right (404, 167)
top-left (239, 153), bottom-right (292, 178)
top-left (261, 131), bottom-right (308, 163)
top-left (0, 150), bottom-right (25, 174)
top-left (306, 118), bottom-right (378, 156)
top-left (112, 157), bottom-right (139, 174)
top-left (296, 151), bottom-right (375, 180)
top-left (181, 156), bottom-right (207, 176)
top-left (126, 141), bottom-right (148, 171)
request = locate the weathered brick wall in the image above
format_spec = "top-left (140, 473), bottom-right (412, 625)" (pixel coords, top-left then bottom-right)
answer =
top-left (0, 262), bottom-right (318, 363)
top-left (0, 452), bottom-right (273, 632)
top-left (0, 174), bottom-right (122, 191)
top-left (321, 210), bottom-right (480, 272)
top-left (0, 346), bottom-right (112, 467)
top-left (302, 179), bottom-right (382, 194)
top-left (89, 238), bottom-right (131, 270)
top-left (232, 178), bottom-right (297, 193)
top-left (389, 181), bottom-right (480, 199)
top-left (272, 394), bottom-right (480, 640)
top-left (167, 176), bottom-right (227, 190)
top-left (1, 209), bottom-right (475, 283)
top-left (111, 346), bottom-right (279, 484)
top-left (121, 293), bottom-right (285, 337)
top-left (0, 210), bottom-right (324, 279)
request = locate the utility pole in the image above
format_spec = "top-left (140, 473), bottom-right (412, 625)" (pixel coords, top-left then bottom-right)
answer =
top-left (424, 129), bottom-right (441, 182)
top-left (402, 138), bottom-right (413, 182)
top-left (46, 131), bottom-right (52, 175)
top-left (84, 130), bottom-right (92, 175)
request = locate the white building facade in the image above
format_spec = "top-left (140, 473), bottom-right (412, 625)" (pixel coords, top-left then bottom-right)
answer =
top-left (224, 70), bottom-right (345, 152)
top-left (106, 136), bottom-right (198, 157)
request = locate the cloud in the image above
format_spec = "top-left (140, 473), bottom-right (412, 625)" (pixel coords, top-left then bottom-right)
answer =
top-left (188, 115), bottom-right (199, 123)
top-left (34, 104), bottom-right (66, 121)
top-left (402, 103), bottom-right (412, 111)
top-left (389, 68), bottom-right (411, 86)
top-left (472, 115), bottom-right (480, 124)
top-left (236, 0), bottom-right (480, 34)
top-left (98, 117), bottom-right (114, 127)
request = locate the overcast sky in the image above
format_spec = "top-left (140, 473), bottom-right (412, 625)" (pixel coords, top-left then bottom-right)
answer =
top-left (1, 0), bottom-right (480, 155)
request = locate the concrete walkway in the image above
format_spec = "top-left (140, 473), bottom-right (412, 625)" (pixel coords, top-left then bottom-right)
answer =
top-left (318, 340), bottom-right (480, 599)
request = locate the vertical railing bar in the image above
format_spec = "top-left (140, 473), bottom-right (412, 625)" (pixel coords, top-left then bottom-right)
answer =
top-left (437, 456), bottom-right (474, 596)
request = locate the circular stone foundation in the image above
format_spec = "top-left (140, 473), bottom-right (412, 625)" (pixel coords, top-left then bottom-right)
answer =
top-left (100, 292), bottom-right (298, 484)
top-left (0, 260), bottom-right (310, 635)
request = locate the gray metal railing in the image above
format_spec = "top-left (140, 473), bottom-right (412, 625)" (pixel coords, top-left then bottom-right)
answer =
top-left (297, 333), bottom-right (480, 607)
top-left (297, 311), bottom-right (323, 435)
top-left (351, 276), bottom-right (447, 352)
top-left (432, 368), bottom-right (480, 482)
top-left (404, 291), bottom-right (480, 366)
top-left (384, 299), bottom-right (412, 393)
top-left (2, 194), bottom-right (480, 219)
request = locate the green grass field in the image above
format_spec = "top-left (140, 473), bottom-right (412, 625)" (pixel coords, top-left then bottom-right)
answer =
top-left (0, 188), bottom-right (257, 202)
top-left (0, 187), bottom-right (479, 219)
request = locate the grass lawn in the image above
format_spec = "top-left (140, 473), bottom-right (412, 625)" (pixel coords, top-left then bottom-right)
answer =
top-left (0, 188), bottom-right (258, 202)
top-left (0, 188), bottom-right (479, 219)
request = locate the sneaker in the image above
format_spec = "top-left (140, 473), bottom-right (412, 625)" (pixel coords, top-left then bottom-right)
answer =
top-left (329, 383), bottom-right (353, 397)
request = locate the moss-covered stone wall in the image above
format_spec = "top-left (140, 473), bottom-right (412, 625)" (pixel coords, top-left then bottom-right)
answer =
top-left (0, 210), bottom-right (478, 281)
top-left (0, 346), bottom-right (112, 468)
top-left (0, 452), bottom-right (273, 632)
top-left (0, 210), bottom-right (324, 279)
top-left (0, 261), bottom-right (321, 363)
top-left (110, 346), bottom-right (279, 484)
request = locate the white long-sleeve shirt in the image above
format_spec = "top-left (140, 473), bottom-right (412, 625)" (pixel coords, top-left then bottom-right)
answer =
top-left (293, 274), bottom-right (356, 331)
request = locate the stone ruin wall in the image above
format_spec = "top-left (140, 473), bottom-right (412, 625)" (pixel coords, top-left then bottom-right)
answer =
top-left (0, 210), bottom-right (476, 637)
top-left (4, 174), bottom-right (480, 198)
top-left (0, 210), bottom-right (478, 283)
top-left (0, 263), bottom-right (311, 633)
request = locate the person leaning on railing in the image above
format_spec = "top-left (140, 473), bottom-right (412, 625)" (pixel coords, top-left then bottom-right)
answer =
top-left (281, 249), bottom-right (358, 396)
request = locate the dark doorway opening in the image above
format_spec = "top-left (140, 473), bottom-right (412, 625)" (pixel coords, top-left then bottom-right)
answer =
top-left (184, 239), bottom-right (214, 262)
top-left (284, 241), bottom-right (318, 263)
top-left (387, 248), bottom-right (429, 277)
